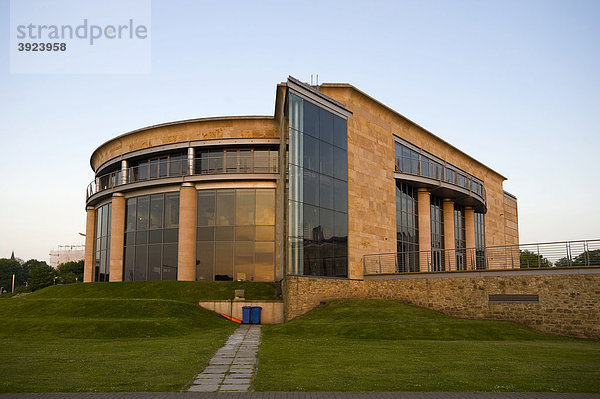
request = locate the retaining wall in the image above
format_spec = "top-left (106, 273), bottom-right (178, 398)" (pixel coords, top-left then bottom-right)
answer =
top-left (282, 267), bottom-right (600, 339)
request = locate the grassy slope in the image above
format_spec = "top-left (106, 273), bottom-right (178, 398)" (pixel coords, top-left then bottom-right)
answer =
top-left (256, 299), bottom-right (600, 392)
top-left (0, 281), bottom-right (276, 392)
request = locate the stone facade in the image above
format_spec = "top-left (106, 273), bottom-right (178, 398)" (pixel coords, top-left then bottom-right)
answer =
top-left (503, 192), bottom-right (519, 247)
top-left (319, 84), bottom-right (516, 277)
top-left (283, 269), bottom-right (600, 339)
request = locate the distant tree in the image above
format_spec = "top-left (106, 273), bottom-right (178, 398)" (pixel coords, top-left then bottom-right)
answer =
top-left (28, 264), bottom-right (56, 291)
top-left (0, 258), bottom-right (27, 291)
top-left (21, 259), bottom-right (49, 286)
top-left (56, 260), bottom-right (84, 284)
top-left (553, 249), bottom-right (600, 267)
top-left (554, 257), bottom-right (570, 267)
top-left (519, 250), bottom-right (552, 268)
top-left (573, 249), bottom-right (600, 266)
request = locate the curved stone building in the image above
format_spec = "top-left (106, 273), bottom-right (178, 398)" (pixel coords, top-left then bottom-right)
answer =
top-left (83, 76), bottom-right (518, 283)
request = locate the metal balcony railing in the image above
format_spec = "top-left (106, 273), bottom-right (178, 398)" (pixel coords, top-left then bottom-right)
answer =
top-left (86, 154), bottom-right (279, 200)
top-left (395, 155), bottom-right (487, 203)
top-left (363, 239), bottom-right (600, 275)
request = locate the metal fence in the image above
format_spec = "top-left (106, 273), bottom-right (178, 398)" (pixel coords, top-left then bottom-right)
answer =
top-left (86, 154), bottom-right (278, 200)
top-left (363, 239), bottom-right (600, 275)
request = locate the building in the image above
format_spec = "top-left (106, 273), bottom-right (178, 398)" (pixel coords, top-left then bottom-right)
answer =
top-left (49, 245), bottom-right (85, 268)
top-left (83, 77), bottom-right (518, 283)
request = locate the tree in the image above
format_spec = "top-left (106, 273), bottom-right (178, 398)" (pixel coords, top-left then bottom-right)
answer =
top-left (573, 249), bottom-right (600, 266)
top-left (28, 264), bottom-right (56, 291)
top-left (0, 258), bottom-right (27, 292)
top-left (56, 260), bottom-right (84, 284)
top-left (554, 249), bottom-right (600, 267)
top-left (554, 257), bottom-right (570, 267)
top-left (519, 250), bottom-right (552, 268)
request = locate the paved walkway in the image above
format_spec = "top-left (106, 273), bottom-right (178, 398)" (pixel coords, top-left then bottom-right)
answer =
top-left (188, 324), bottom-right (261, 392)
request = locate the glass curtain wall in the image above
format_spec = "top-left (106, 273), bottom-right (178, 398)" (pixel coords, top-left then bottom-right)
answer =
top-left (454, 205), bottom-right (466, 270)
top-left (288, 93), bottom-right (348, 277)
top-left (196, 188), bottom-right (276, 281)
top-left (396, 182), bottom-right (419, 272)
top-left (123, 193), bottom-right (180, 281)
top-left (430, 196), bottom-right (444, 271)
top-left (474, 212), bottom-right (486, 269)
top-left (94, 203), bottom-right (112, 281)
top-left (196, 147), bottom-right (278, 174)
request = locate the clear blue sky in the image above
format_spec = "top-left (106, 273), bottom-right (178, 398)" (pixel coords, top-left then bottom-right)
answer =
top-left (1, 0), bottom-right (599, 262)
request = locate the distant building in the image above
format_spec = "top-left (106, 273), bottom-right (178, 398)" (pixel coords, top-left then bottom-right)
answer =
top-left (49, 245), bottom-right (85, 268)
top-left (83, 76), bottom-right (518, 283)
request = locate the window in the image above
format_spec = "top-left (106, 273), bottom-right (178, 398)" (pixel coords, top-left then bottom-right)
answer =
top-left (123, 193), bottom-right (179, 281)
top-left (474, 212), bottom-right (486, 269)
top-left (94, 202), bottom-right (112, 281)
top-left (196, 188), bottom-right (276, 282)
top-left (396, 182), bottom-right (419, 272)
top-left (430, 196), bottom-right (445, 271)
top-left (454, 205), bottom-right (466, 270)
top-left (129, 152), bottom-right (186, 182)
top-left (288, 93), bottom-right (348, 278)
top-left (195, 147), bottom-right (278, 174)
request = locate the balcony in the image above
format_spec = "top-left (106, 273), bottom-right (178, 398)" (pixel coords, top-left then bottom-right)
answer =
top-left (86, 153), bottom-right (279, 201)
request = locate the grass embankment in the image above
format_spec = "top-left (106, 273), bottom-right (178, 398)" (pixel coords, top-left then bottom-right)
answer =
top-left (0, 281), bottom-right (277, 392)
top-left (256, 299), bottom-right (600, 392)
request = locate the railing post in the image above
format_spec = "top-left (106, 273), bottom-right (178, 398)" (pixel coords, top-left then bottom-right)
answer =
top-left (537, 244), bottom-right (540, 267)
top-left (378, 256), bottom-right (382, 274)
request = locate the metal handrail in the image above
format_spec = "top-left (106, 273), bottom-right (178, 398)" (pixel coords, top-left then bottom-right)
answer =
top-left (86, 154), bottom-right (279, 200)
top-left (394, 158), bottom-right (487, 203)
top-left (363, 239), bottom-right (600, 275)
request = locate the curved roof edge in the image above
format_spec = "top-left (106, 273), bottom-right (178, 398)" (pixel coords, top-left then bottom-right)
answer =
top-left (319, 83), bottom-right (507, 181)
top-left (90, 115), bottom-right (274, 170)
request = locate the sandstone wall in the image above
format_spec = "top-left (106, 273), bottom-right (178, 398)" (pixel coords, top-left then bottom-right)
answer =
top-left (283, 269), bottom-right (600, 339)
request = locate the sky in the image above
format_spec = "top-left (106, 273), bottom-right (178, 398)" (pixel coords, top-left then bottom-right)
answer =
top-left (0, 0), bottom-right (599, 262)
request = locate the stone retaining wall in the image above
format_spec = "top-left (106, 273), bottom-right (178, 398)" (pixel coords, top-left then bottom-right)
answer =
top-left (282, 268), bottom-right (600, 339)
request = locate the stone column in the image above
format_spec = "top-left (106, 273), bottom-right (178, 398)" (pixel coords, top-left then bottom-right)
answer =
top-left (443, 198), bottom-right (455, 271)
top-left (121, 160), bottom-right (128, 185)
top-left (188, 147), bottom-right (195, 175)
top-left (109, 193), bottom-right (126, 282)
top-left (417, 188), bottom-right (432, 272)
top-left (465, 206), bottom-right (476, 270)
top-left (83, 206), bottom-right (96, 282)
top-left (178, 183), bottom-right (197, 281)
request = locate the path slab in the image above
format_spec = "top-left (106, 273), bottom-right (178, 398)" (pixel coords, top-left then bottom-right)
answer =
top-left (188, 324), bottom-right (261, 392)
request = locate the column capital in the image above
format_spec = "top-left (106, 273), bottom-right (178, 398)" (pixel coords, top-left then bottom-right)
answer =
top-left (86, 205), bottom-right (95, 211)
top-left (417, 188), bottom-right (431, 195)
top-left (112, 192), bottom-right (125, 198)
top-left (465, 206), bottom-right (475, 211)
top-left (443, 198), bottom-right (454, 203)
top-left (181, 182), bottom-right (195, 188)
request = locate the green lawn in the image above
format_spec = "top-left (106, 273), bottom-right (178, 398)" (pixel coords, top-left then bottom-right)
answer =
top-left (255, 299), bottom-right (600, 392)
top-left (0, 281), bottom-right (277, 392)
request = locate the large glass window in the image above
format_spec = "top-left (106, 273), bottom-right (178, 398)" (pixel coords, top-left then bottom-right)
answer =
top-left (196, 188), bottom-right (276, 282)
top-left (394, 139), bottom-right (485, 201)
top-left (288, 93), bottom-right (348, 278)
top-left (123, 193), bottom-right (179, 281)
top-left (396, 182), bottom-right (419, 272)
top-left (454, 205), bottom-right (466, 270)
top-left (430, 196), bottom-right (445, 271)
top-left (129, 152), bottom-right (187, 182)
top-left (196, 147), bottom-right (278, 175)
top-left (94, 202), bottom-right (112, 282)
top-left (474, 212), bottom-right (486, 269)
